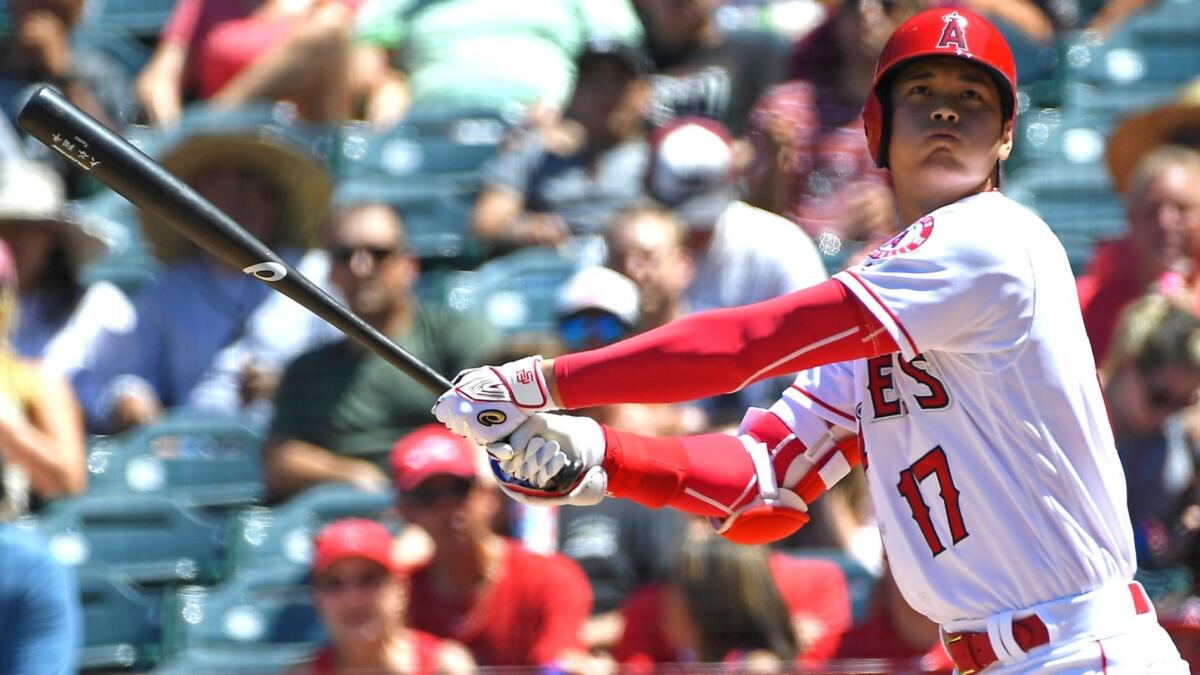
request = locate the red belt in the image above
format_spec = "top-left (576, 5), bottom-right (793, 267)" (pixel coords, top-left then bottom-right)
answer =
top-left (943, 582), bottom-right (1152, 674)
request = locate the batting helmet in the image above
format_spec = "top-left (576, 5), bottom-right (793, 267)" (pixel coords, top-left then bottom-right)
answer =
top-left (863, 6), bottom-right (1017, 169)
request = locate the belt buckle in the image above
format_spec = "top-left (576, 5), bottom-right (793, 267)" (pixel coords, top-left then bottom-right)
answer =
top-left (943, 632), bottom-right (977, 674)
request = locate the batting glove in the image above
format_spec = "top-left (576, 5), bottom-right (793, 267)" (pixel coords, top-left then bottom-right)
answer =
top-left (486, 413), bottom-right (608, 506)
top-left (432, 356), bottom-right (559, 445)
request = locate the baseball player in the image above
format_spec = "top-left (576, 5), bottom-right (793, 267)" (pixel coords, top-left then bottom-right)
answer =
top-left (434, 8), bottom-right (1187, 673)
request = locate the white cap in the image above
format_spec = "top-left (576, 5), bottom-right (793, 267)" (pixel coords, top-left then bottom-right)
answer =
top-left (647, 117), bottom-right (738, 227)
top-left (555, 266), bottom-right (640, 327)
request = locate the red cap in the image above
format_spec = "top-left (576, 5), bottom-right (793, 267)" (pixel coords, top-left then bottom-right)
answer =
top-left (863, 6), bottom-right (1017, 168)
top-left (313, 518), bottom-right (400, 575)
top-left (390, 424), bottom-right (480, 492)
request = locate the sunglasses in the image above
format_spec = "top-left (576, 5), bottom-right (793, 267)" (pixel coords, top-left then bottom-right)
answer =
top-left (315, 568), bottom-right (388, 594)
top-left (1145, 377), bottom-right (1197, 412)
top-left (560, 312), bottom-right (631, 351)
top-left (403, 478), bottom-right (474, 507)
top-left (331, 245), bottom-right (400, 265)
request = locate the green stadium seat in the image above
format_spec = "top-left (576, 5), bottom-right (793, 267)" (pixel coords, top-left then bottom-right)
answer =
top-left (86, 410), bottom-right (265, 512)
top-left (160, 567), bottom-right (323, 658)
top-left (226, 482), bottom-right (396, 574)
top-left (153, 644), bottom-right (313, 675)
top-left (76, 569), bottom-right (163, 672)
top-left (34, 494), bottom-right (228, 585)
top-left (1007, 161), bottom-right (1125, 273)
top-left (332, 112), bottom-right (508, 184)
top-left (444, 247), bottom-right (579, 340)
top-left (1061, 80), bottom-right (1179, 128)
top-left (1062, 32), bottom-right (1200, 86)
top-left (80, 0), bottom-right (177, 38)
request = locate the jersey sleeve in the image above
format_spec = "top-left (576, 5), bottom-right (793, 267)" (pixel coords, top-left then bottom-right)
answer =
top-left (833, 210), bottom-right (1035, 362)
top-left (778, 362), bottom-right (858, 433)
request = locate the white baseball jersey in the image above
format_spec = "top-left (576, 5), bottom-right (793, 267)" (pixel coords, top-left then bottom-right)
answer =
top-left (775, 191), bottom-right (1134, 624)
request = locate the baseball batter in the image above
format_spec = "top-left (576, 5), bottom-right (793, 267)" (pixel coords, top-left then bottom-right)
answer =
top-left (434, 8), bottom-right (1187, 673)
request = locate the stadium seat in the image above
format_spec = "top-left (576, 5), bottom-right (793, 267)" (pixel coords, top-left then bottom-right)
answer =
top-left (444, 247), bottom-right (579, 340)
top-left (332, 111), bottom-right (509, 184)
top-left (86, 410), bottom-right (265, 512)
top-left (1062, 31), bottom-right (1200, 87)
top-left (333, 178), bottom-right (485, 267)
top-left (33, 493), bottom-right (228, 585)
top-left (160, 567), bottom-right (323, 658)
top-left (153, 644), bottom-right (313, 675)
top-left (79, 0), bottom-right (177, 38)
top-left (226, 482), bottom-right (397, 574)
top-left (77, 569), bottom-right (163, 672)
top-left (1006, 161), bottom-right (1124, 273)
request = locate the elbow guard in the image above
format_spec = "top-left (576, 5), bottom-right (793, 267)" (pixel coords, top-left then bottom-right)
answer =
top-left (711, 408), bottom-right (861, 545)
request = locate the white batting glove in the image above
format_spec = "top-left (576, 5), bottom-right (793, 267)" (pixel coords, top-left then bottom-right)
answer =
top-left (485, 413), bottom-right (608, 506)
top-left (432, 356), bottom-right (559, 444)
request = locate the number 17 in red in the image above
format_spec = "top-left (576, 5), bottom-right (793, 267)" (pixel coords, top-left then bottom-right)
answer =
top-left (896, 446), bottom-right (970, 556)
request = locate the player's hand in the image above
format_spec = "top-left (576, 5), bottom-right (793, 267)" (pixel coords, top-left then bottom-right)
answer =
top-left (432, 356), bottom-right (558, 444)
top-left (486, 413), bottom-right (608, 506)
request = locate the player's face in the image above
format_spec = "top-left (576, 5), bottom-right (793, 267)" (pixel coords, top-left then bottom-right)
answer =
top-left (886, 57), bottom-right (1013, 217)
top-left (313, 558), bottom-right (405, 644)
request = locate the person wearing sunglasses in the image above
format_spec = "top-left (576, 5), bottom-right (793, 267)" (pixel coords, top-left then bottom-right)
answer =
top-left (1101, 294), bottom-right (1200, 573)
top-left (289, 517), bottom-right (475, 675)
top-left (390, 425), bottom-right (599, 672)
top-left (263, 203), bottom-right (500, 500)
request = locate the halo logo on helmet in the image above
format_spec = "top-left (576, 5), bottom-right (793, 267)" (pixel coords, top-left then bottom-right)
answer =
top-left (936, 12), bottom-right (970, 52)
top-left (861, 7), bottom-right (1017, 169)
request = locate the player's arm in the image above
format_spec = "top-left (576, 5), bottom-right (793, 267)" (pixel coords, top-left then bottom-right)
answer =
top-left (494, 402), bottom-right (861, 545)
top-left (550, 279), bottom-right (894, 409)
top-left (433, 279), bottom-right (895, 444)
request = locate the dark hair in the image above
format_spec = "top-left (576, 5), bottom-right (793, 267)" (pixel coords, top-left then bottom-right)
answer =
top-left (35, 244), bottom-right (85, 327)
top-left (672, 535), bottom-right (799, 663)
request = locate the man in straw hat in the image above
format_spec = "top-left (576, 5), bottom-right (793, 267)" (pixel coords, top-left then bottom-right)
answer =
top-left (86, 110), bottom-right (341, 433)
top-left (1078, 77), bottom-right (1200, 364)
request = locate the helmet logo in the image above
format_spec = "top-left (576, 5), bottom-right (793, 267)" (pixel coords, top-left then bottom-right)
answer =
top-left (936, 12), bottom-right (970, 53)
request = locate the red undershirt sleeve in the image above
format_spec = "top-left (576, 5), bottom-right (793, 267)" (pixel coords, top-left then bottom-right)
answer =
top-left (601, 425), bottom-right (758, 516)
top-left (554, 278), bottom-right (897, 410)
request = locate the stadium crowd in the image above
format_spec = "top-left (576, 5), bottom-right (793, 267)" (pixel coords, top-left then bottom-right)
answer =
top-left (0, 0), bottom-right (1198, 672)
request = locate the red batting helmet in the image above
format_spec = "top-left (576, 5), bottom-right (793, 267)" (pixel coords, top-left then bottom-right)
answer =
top-left (863, 6), bottom-right (1018, 169)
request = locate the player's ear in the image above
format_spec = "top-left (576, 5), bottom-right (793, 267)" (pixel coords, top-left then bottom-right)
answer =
top-left (998, 120), bottom-right (1014, 162)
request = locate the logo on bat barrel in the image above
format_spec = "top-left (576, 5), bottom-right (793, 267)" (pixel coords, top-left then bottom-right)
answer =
top-left (477, 410), bottom-right (507, 426)
top-left (243, 262), bottom-right (288, 281)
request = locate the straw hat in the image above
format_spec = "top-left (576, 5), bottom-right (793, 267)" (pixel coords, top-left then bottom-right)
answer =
top-left (1107, 77), bottom-right (1200, 193)
top-left (143, 106), bottom-right (333, 263)
top-left (0, 160), bottom-right (110, 269)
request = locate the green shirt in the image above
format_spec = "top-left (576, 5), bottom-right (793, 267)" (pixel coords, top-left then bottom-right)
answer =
top-left (269, 306), bottom-right (500, 468)
top-left (354, 0), bottom-right (643, 112)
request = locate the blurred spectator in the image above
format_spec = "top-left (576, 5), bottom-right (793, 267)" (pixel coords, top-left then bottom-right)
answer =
top-left (86, 115), bottom-right (341, 434)
top-left (264, 204), bottom-right (498, 499)
top-left (287, 518), bottom-right (476, 674)
top-left (1107, 77), bottom-right (1200, 196)
top-left (473, 40), bottom-right (653, 256)
top-left (0, 0), bottom-right (113, 128)
top-left (648, 117), bottom-right (826, 311)
top-left (137, 0), bottom-right (363, 127)
top-left (639, 0), bottom-right (790, 136)
top-left (614, 523), bottom-right (851, 669)
top-left (392, 426), bottom-right (599, 671)
top-left (0, 238), bottom-right (86, 516)
top-left (1100, 294), bottom-right (1200, 571)
top-left (1078, 145), bottom-right (1200, 364)
top-left (549, 266), bottom-right (691, 653)
top-left (351, 0), bottom-right (643, 128)
top-left (832, 560), bottom-right (952, 671)
top-left (1084, 0), bottom-right (1157, 38)
top-left (0, 160), bottom-right (132, 429)
top-left (605, 207), bottom-right (692, 331)
top-left (663, 533), bottom-right (798, 670)
top-left (0, 524), bottom-right (80, 675)
top-left (746, 0), bottom-right (914, 258)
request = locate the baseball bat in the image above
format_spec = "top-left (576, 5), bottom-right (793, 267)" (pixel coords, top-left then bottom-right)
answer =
top-left (17, 87), bottom-right (582, 493)
top-left (17, 86), bottom-right (450, 391)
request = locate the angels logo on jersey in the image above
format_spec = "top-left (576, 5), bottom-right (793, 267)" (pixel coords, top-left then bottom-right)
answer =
top-left (862, 216), bottom-right (935, 266)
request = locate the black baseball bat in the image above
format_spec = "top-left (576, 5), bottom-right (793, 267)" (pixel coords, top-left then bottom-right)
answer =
top-left (17, 87), bottom-right (583, 493)
top-left (17, 86), bottom-right (451, 393)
